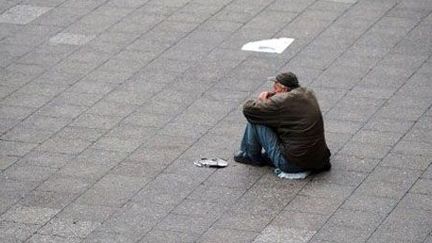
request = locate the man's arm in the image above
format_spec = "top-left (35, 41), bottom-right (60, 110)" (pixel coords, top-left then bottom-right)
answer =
top-left (242, 95), bottom-right (282, 127)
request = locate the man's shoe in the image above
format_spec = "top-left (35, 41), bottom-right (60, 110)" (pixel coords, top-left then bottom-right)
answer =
top-left (274, 168), bottom-right (310, 180)
top-left (233, 151), bottom-right (266, 167)
top-left (310, 161), bottom-right (331, 175)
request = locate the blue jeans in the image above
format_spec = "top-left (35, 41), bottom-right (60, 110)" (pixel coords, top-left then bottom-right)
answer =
top-left (240, 122), bottom-right (304, 173)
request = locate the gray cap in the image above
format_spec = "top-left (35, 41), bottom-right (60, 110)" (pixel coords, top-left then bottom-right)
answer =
top-left (269, 72), bottom-right (299, 88)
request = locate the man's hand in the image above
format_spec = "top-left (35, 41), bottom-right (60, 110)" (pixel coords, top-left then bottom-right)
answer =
top-left (258, 91), bottom-right (275, 101)
top-left (258, 91), bottom-right (269, 101)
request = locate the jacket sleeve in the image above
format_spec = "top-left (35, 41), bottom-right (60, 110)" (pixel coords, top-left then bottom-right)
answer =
top-left (242, 96), bottom-right (282, 127)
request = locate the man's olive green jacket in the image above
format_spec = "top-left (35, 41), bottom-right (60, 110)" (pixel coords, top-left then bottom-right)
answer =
top-left (243, 87), bottom-right (331, 171)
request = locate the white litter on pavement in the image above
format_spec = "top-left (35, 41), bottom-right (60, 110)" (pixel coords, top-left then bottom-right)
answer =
top-left (241, 38), bottom-right (294, 54)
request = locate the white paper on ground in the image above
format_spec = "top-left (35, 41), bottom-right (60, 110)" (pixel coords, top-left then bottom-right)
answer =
top-left (241, 38), bottom-right (294, 54)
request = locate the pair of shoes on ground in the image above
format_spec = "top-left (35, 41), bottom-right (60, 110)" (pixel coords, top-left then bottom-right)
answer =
top-left (234, 150), bottom-right (330, 180)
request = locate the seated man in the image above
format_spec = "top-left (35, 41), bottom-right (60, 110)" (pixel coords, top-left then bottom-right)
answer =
top-left (234, 72), bottom-right (331, 179)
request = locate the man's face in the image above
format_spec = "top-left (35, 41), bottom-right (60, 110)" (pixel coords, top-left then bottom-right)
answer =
top-left (272, 82), bottom-right (289, 93)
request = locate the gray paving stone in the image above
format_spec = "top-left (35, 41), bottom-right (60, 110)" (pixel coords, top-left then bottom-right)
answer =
top-left (423, 165), bottom-right (432, 179)
top-left (55, 126), bottom-right (106, 142)
top-left (351, 130), bottom-right (402, 146)
top-left (0, 5), bottom-right (52, 25)
top-left (91, 136), bottom-right (143, 153)
top-left (53, 59), bottom-right (100, 75)
top-left (2, 164), bottom-right (57, 181)
top-left (404, 128), bottom-right (432, 144)
top-left (27, 234), bottom-right (81, 243)
top-left (31, 6), bottom-right (85, 27)
top-left (325, 133), bottom-right (349, 150)
top-left (392, 141), bottom-right (432, 156)
top-left (76, 174), bottom-right (149, 207)
top-left (20, 190), bottom-right (76, 209)
top-left (368, 166), bottom-right (422, 185)
top-left (75, 148), bottom-right (129, 166)
top-left (0, 176), bottom-right (38, 200)
top-left (211, 7), bottom-right (255, 23)
top-left (299, 181), bottom-right (355, 201)
top-left (327, 209), bottom-right (383, 233)
top-left (140, 230), bottom-right (198, 243)
top-left (1, 93), bottom-right (52, 109)
top-left (172, 199), bottom-right (229, 220)
top-left (285, 195), bottom-right (342, 216)
top-left (381, 153), bottom-right (431, 171)
top-left (188, 184), bottom-right (245, 206)
top-left (103, 90), bottom-right (153, 105)
top-left (2, 27), bottom-right (61, 48)
top-left (156, 213), bottom-right (217, 235)
top-left (133, 173), bottom-right (198, 205)
top-left (2, 126), bottom-right (54, 143)
top-left (324, 119), bottom-right (363, 134)
top-left (313, 88), bottom-right (347, 112)
top-left (338, 142), bottom-right (392, 160)
top-left (204, 165), bottom-right (264, 190)
top-left (98, 201), bottom-right (169, 238)
top-left (0, 155), bottom-right (18, 170)
top-left (199, 227), bottom-right (258, 243)
top-left (413, 115), bottom-right (432, 130)
top-left (38, 174), bottom-right (91, 194)
top-left (370, 208), bottom-right (432, 242)
top-left (0, 118), bottom-right (20, 134)
top-left (70, 113), bottom-right (123, 130)
top-left (1, 204), bottom-right (59, 224)
top-left (15, 49), bottom-right (64, 67)
top-left (69, 81), bottom-right (118, 96)
top-left (110, 161), bottom-right (164, 179)
top-left (20, 115), bottom-right (72, 132)
top-left (121, 112), bottom-right (172, 127)
top-left (425, 234), bottom-right (432, 243)
top-left (67, 47), bottom-right (111, 64)
top-left (341, 193), bottom-right (398, 218)
top-left (363, 117), bottom-right (414, 133)
top-left (36, 136), bottom-right (91, 155)
top-left (398, 193), bottom-right (432, 212)
top-left (0, 140), bottom-right (37, 156)
top-left (33, 70), bottom-right (82, 86)
top-left (0, 220), bottom-right (40, 242)
top-left (57, 161), bottom-right (114, 182)
top-left (410, 178), bottom-right (432, 195)
top-left (36, 102), bottom-right (87, 119)
top-left (214, 211), bottom-right (274, 233)
top-left (0, 105), bottom-right (35, 120)
top-left (127, 146), bottom-right (181, 166)
top-left (311, 169), bottom-right (367, 187)
top-left (85, 69), bottom-right (133, 84)
top-left (40, 204), bottom-right (115, 238)
top-left (375, 105), bottom-right (426, 121)
top-left (17, 82), bottom-right (68, 97)
top-left (106, 125), bottom-right (156, 141)
top-left (82, 231), bottom-right (136, 243)
top-left (272, 211), bottom-right (329, 231)
top-left (312, 224), bottom-right (370, 243)
top-left (39, 216), bottom-right (101, 239)
top-left (17, 150), bottom-right (72, 169)
top-left (254, 225), bottom-right (316, 243)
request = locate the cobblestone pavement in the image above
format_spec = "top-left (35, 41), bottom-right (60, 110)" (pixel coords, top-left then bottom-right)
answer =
top-left (1, 0), bottom-right (432, 242)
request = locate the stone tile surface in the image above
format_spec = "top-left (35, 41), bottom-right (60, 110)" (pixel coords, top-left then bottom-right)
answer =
top-left (0, 5), bottom-right (52, 25)
top-left (1, 0), bottom-right (432, 242)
